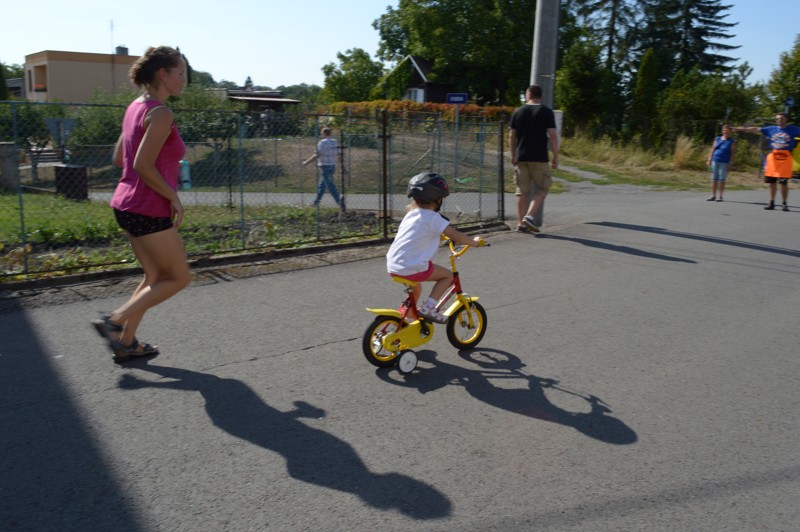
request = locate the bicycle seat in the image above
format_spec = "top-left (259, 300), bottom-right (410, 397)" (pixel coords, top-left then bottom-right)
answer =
top-left (391, 275), bottom-right (419, 287)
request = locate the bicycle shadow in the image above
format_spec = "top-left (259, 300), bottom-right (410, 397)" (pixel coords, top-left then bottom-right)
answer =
top-left (118, 363), bottom-right (451, 520)
top-left (377, 349), bottom-right (637, 445)
top-left (538, 233), bottom-right (696, 263)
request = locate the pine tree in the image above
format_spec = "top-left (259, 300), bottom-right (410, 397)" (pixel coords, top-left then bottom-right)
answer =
top-left (635, 0), bottom-right (681, 84)
top-left (574, 0), bottom-right (639, 74)
top-left (636, 0), bottom-right (738, 82)
top-left (674, 0), bottom-right (739, 73)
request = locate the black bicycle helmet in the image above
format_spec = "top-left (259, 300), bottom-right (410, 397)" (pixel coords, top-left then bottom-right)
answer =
top-left (407, 171), bottom-right (450, 202)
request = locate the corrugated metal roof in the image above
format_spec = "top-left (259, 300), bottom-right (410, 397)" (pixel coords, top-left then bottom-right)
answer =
top-left (228, 96), bottom-right (301, 104)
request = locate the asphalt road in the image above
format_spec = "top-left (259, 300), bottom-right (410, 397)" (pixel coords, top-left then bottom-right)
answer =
top-left (2, 185), bottom-right (799, 531)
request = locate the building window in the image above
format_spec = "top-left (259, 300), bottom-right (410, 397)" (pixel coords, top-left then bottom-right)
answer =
top-left (405, 88), bottom-right (424, 103)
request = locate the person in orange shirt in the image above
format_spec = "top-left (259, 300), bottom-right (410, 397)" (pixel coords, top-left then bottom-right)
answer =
top-left (734, 113), bottom-right (800, 211)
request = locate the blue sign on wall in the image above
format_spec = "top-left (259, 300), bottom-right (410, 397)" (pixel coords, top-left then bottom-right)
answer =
top-left (446, 93), bottom-right (469, 104)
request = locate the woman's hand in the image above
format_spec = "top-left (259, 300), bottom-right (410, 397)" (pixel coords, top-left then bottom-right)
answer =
top-left (171, 196), bottom-right (185, 228)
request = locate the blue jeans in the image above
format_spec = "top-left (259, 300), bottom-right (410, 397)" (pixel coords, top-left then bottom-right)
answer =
top-left (314, 165), bottom-right (341, 205)
top-left (711, 161), bottom-right (729, 182)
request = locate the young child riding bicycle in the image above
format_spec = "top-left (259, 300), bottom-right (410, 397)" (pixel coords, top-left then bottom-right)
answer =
top-left (386, 172), bottom-right (484, 323)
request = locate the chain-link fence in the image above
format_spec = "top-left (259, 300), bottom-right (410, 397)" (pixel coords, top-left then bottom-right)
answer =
top-left (0, 101), bottom-right (506, 280)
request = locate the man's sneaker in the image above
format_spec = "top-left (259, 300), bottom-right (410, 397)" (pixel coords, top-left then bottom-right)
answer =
top-left (765, 202), bottom-right (775, 210)
top-left (516, 225), bottom-right (530, 233)
top-left (418, 305), bottom-right (448, 323)
top-left (522, 215), bottom-right (540, 233)
top-left (783, 203), bottom-right (789, 212)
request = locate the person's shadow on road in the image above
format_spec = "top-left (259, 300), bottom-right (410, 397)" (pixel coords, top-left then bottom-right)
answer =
top-left (118, 364), bottom-right (451, 520)
top-left (378, 349), bottom-right (637, 445)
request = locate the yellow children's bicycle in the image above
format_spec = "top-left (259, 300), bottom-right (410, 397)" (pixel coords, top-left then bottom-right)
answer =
top-left (362, 236), bottom-right (488, 374)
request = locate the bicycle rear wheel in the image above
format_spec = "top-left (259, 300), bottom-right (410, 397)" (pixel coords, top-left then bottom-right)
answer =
top-left (362, 315), bottom-right (403, 367)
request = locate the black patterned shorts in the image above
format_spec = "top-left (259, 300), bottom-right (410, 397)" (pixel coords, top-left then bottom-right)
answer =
top-left (114, 209), bottom-right (173, 237)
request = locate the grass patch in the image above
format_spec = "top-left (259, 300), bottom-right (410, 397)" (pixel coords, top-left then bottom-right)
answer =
top-left (560, 136), bottom-right (767, 191)
top-left (0, 192), bottom-right (380, 281)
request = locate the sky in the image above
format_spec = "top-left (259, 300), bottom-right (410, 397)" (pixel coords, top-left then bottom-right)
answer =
top-left (2, 1), bottom-right (799, 89)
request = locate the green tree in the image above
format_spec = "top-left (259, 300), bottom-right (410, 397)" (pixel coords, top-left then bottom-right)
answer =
top-left (0, 102), bottom-right (63, 182)
top-left (675, 0), bottom-right (738, 74)
top-left (69, 89), bottom-right (134, 146)
top-left (275, 83), bottom-right (323, 107)
top-left (172, 84), bottom-right (244, 143)
top-left (320, 48), bottom-right (385, 103)
top-left (628, 48), bottom-right (661, 147)
top-left (556, 39), bottom-right (615, 136)
top-left (215, 80), bottom-right (239, 90)
top-left (656, 66), bottom-right (757, 143)
top-left (191, 70), bottom-right (216, 87)
top-left (574, 0), bottom-right (639, 74)
top-left (765, 35), bottom-right (800, 123)
top-left (373, 0), bottom-right (538, 105)
top-left (0, 63), bottom-right (8, 101)
top-left (636, 0), bottom-right (738, 83)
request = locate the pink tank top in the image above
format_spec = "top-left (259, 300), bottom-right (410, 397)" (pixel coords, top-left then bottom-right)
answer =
top-left (110, 98), bottom-right (186, 218)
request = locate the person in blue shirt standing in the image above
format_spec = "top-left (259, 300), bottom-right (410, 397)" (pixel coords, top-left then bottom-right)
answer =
top-left (734, 113), bottom-right (800, 211)
top-left (303, 127), bottom-right (343, 208)
top-left (705, 125), bottom-right (735, 202)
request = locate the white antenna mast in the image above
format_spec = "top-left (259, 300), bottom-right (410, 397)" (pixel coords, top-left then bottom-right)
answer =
top-left (110, 20), bottom-right (115, 92)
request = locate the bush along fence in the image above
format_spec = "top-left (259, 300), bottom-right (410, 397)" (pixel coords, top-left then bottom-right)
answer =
top-left (0, 101), bottom-right (507, 281)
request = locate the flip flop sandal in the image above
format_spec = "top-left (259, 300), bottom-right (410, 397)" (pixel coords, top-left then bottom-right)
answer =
top-left (110, 338), bottom-right (160, 363)
top-left (92, 314), bottom-right (123, 341)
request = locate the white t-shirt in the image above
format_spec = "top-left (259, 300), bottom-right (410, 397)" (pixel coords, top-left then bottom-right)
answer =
top-left (387, 208), bottom-right (450, 276)
top-left (316, 137), bottom-right (338, 166)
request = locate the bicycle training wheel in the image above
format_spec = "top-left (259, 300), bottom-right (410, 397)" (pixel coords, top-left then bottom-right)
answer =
top-left (446, 301), bottom-right (487, 349)
top-left (397, 350), bottom-right (418, 374)
top-left (362, 316), bottom-right (403, 367)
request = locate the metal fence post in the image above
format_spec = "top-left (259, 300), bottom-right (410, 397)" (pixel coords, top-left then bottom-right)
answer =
top-left (10, 102), bottom-right (30, 274)
top-left (381, 109), bottom-right (389, 239)
top-left (237, 113), bottom-right (247, 249)
top-left (499, 120), bottom-right (506, 222)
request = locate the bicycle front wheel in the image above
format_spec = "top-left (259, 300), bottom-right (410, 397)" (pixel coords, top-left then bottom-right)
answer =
top-left (362, 315), bottom-right (403, 367)
top-left (446, 301), bottom-right (487, 349)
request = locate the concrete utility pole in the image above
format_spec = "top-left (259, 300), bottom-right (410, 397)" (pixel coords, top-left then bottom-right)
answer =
top-left (530, 0), bottom-right (560, 108)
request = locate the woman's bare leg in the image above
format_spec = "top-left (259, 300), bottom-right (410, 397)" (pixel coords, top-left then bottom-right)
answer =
top-left (109, 228), bottom-right (189, 346)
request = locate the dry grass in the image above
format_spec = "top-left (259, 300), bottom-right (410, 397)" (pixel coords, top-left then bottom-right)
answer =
top-left (560, 135), bottom-right (773, 191)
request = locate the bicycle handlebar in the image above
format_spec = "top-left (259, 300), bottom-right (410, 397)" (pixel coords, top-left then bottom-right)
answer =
top-left (442, 236), bottom-right (489, 257)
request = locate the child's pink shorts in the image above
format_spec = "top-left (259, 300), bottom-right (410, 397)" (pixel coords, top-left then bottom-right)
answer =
top-left (390, 261), bottom-right (434, 283)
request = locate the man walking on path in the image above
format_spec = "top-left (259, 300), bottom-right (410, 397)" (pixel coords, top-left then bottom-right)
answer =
top-left (733, 113), bottom-right (800, 211)
top-left (303, 127), bottom-right (343, 208)
top-left (509, 85), bottom-right (559, 233)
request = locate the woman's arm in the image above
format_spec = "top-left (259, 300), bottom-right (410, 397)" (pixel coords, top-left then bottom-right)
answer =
top-left (132, 106), bottom-right (184, 225)
top-left (112, 133), bottom-right (124, 168)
